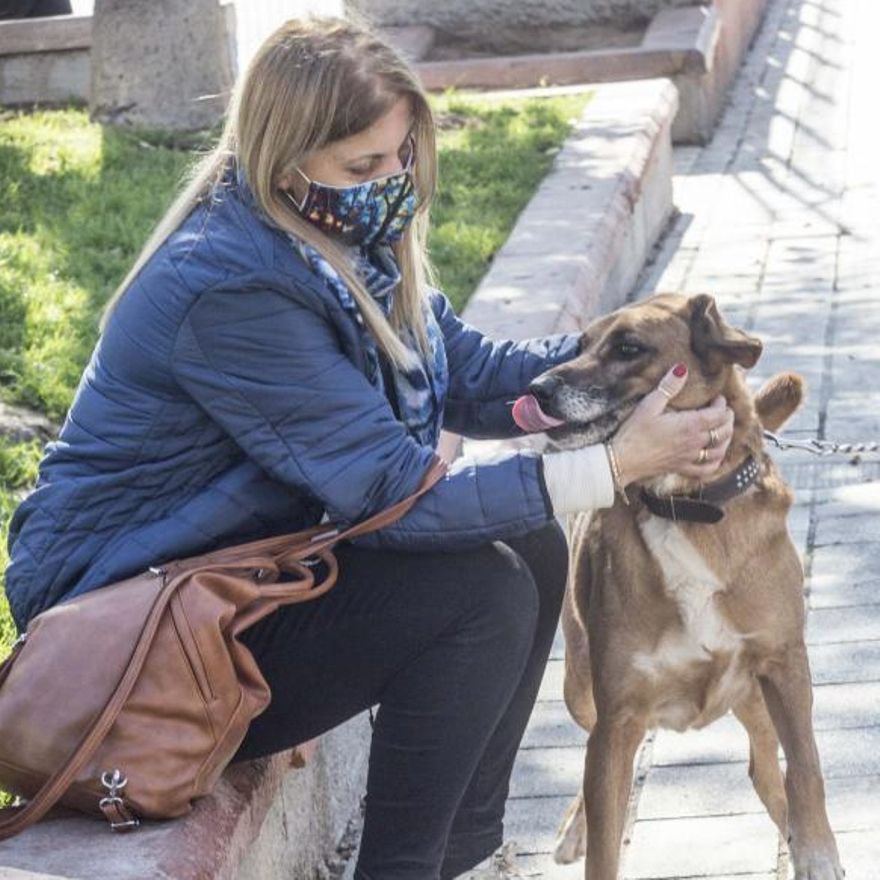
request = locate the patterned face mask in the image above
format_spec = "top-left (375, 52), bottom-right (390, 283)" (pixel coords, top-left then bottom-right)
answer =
top-left (285, 137), bottom-right (418, 247)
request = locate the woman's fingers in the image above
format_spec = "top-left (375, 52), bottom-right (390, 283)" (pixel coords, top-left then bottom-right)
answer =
top-left (639, 362), bottom-right (689, 417)
top-left (676, 396), bottom-right (735, 472)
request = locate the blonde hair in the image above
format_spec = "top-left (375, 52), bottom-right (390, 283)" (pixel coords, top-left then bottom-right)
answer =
top-left (100, 16), bottom-right (437, 369)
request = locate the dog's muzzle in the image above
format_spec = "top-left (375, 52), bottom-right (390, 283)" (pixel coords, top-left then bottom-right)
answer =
top-left (512, 375), bottom-right (638, 450)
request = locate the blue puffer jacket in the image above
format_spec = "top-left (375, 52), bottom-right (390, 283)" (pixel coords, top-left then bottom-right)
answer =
top-left (4, 173), bottom-right (581, 633)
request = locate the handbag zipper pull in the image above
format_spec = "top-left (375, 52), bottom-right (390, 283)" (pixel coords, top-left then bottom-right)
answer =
top-left (98, 769), bottom-right (140, 832)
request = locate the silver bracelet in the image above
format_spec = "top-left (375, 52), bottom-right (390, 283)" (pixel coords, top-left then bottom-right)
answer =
top-left (604, 441), bottom-right (630, 506)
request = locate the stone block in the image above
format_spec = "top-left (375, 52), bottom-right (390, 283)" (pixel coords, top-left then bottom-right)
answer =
top-left (0, 13), bottom-right (90, 55)
top-left (0, 715), bottom-right (370, 880)
top-left (0, 48), bottom-right (89, 105)
top-left (0, 403), bottom-right (58, 444)
top-left (378, 25), bottom-right (434, 61)
top-left (90, 0), bottom-right (235, 130)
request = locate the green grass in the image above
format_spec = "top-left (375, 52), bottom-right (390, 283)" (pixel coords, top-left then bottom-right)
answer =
top-left (0, 91), bottom-right (591, 667)
top-left (430, 92), bottom-right (589, 311)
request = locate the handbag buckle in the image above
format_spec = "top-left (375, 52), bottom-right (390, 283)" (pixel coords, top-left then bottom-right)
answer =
top-left (99, 769), bottom-right (140, 832)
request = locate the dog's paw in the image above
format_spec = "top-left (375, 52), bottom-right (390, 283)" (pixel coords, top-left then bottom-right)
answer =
top-left (552, 832), bottom-right (585, 865)
top-left (792, 848), bottom-right (845, 879)
top-left (553, 811), bottom-right (586, 864)
top-left (553, 793), bottom-right (586, 864)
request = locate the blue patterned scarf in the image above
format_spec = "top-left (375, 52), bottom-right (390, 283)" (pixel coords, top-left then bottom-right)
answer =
top-left (293, 237), bottom-right (448, 450)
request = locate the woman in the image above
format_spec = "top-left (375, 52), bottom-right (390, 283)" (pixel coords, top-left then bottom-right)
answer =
top-left (3, 17), bottom-right (733, 879)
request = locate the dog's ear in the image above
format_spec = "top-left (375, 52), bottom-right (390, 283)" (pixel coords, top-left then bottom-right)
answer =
top-left (689, 294), bottom-right (762, 372)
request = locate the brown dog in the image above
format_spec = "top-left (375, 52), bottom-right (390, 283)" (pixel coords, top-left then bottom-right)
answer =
top-left (521, 294), bottom-right (842, 879)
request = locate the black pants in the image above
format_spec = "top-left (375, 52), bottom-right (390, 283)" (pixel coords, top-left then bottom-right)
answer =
top-left (0, 0), bottom-right (71, 18)
top-left (230, 519), bottom-right (568, 880)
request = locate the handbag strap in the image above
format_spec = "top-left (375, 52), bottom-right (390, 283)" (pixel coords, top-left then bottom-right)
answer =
top-left (0, 455), bottom-right (447, 840)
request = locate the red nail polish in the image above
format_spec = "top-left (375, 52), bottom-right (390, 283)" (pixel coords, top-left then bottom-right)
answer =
top-left (673, 362), bottom-right (688, 378)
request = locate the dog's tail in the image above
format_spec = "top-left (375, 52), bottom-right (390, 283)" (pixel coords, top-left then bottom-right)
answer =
top-left (754, 371), bottom-right (804, 431)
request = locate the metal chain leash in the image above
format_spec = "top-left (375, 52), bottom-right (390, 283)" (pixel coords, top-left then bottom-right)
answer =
top-left (763, 430), bottom-right (880, 456)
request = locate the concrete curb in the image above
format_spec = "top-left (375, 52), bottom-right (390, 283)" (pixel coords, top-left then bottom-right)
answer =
top-left (463, 77), bottom-right (678, 340)
top-left (0, 716), bottom-right (370, 880)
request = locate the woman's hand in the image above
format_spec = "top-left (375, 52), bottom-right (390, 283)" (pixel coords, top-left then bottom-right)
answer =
top-left (611, 363), bottom-right (734, 486)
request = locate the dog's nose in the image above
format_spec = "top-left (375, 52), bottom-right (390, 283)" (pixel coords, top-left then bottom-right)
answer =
top-left (528, 374), bottom-right (563, 407)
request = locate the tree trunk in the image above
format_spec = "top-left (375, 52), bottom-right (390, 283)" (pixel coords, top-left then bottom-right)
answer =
top-left (90, 0), bottom-right (235, 131)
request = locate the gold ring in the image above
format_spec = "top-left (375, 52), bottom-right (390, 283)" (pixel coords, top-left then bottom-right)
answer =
top-left (707, 428), bottom-right (719, 449)
top-left (697, 447), bottom-right (709, 464)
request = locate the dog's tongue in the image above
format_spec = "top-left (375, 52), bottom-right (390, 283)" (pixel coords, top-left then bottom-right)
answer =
top-left (511, 394), bottom-right (566, 433)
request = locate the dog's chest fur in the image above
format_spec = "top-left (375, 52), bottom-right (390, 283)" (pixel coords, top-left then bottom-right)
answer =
top-left (632, 517), bottom-right (752, 731)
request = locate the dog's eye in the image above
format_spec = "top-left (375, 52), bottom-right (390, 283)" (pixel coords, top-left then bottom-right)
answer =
top-left (612, 341), bottom-right (645, 360)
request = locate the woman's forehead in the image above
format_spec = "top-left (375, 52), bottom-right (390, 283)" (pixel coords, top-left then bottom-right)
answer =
top-left (330, 96), bottom-right (414, 159)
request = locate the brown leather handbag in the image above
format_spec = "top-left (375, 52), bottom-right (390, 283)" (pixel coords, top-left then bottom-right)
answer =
top-left (0, 456), bottom-right (447, 841)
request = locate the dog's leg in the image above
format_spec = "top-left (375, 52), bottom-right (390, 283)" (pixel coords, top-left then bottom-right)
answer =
top-left (733, 688), bottom-right (788, 834)
top-left (554, 601), bottom-right (593, 864)
top-left (555, 632), bottom-right (593, 867)
top-left (555, 528), bottom-right (597, 865)
top-left (584, 717), bottom-right (646, 880)
top-left (758, 647), bottom-right (843, 879)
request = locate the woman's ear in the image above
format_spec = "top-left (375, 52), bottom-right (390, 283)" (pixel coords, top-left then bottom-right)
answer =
top-left (689, 293), bottom-right (763, 373)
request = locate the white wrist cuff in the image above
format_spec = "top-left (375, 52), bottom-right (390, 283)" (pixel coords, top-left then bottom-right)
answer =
top-left (541, 445), bottom-right (616, 515)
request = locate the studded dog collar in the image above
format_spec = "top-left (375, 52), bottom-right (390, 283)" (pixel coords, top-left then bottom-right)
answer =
top-left (637, 455), bottom-right (761, 524)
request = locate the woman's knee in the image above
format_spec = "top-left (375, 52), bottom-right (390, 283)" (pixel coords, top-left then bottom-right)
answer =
top-left (506, 517), bottom-right (569, 607)
top-left (461, 540), bottom-right (540, 656)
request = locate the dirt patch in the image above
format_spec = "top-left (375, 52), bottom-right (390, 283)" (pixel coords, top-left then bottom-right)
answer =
top-left (433, 110), bottom-right (487, 131)
top-left (0, 401), bottom-right (57, 443)
top-left (425, 21), bottom-right (647, 61)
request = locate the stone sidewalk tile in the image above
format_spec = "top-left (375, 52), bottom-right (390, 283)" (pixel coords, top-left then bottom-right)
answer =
top-left (639, 759), bottom-right (880, 828)
top-left (537, 659), bottom-right (565, 703)
top-left (508, 747), bottom-right (585, 799)
top-left (812, 480), bottom-right (880, 517)
top-left (636, 761), bottom-right (767, 820)
top-left (822, 774), bottom-right (880, 835)
top-left (813, 726), bottom-right (880, 778)
top-left (834, 829), bottom-right (880, 880)
top-left (521, 701), bottom-right (584, 750)
top-left (504, 794), bottom-right (573, 857)
top-left (512, 852), bottom-right (583, 879)
top-left (814, 511), bottom-right (880, 546)
top-left (650, 681), bottom-right (880, 770)
top-left (808, 577), bottom-right (880, 611)
top-left (807, 639), bottom-right (880, 685)
top-left (651, 713), bottom-right (750, 767)
top-left (811, 681), bottom-right (880, 731)
top-left (806, 605), bottom-right (880, 644)
top-left (809, 539), bottom-right (880, 579)
top-left (621, 813), bottom-right (779, 878)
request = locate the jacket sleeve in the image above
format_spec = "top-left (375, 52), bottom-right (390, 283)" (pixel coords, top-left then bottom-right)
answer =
top-left (431, 290), bottom-right (582, 439)
top-left (171, 283), bottom-right (554, 551)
